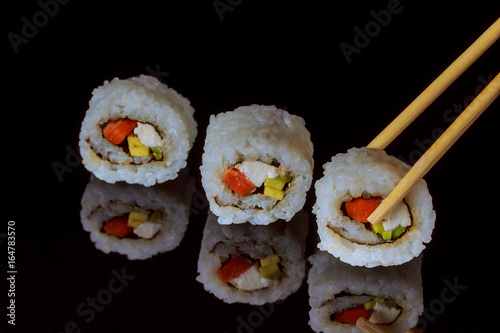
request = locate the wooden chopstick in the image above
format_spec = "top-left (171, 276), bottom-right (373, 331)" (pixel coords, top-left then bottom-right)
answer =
top-left (368, 72), bottom-right (500, 225)
top-left (367, 17), bottom-right (500, 151)
top-left (356, 317), bottom-right (388, 333)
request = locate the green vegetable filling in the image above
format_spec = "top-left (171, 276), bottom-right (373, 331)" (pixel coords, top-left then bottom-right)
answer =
top-left (370, 223), bottom-right (407, 241)
top-left (151, 146), bottom-right (163, 160)
top-left (364, 297), bottom-right (397, 310)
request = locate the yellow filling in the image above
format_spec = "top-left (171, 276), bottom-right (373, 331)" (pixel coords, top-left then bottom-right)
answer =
top-left (127, 134), bottom-right (150, 156)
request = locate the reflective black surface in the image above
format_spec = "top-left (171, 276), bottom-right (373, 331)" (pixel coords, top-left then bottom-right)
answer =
top-left (5, 1), bottom-right (500, 332)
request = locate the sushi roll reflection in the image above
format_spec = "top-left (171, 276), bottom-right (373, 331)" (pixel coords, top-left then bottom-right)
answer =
top-left (307, 251), bottom-right (423, 332)
top-left (313, 147), bottom-right (436, 267)
top-left (201, 105), bottom-right (314, 225)
top-left (196, 212), bottom-right (308, 305)
top-left (80, 172), bottom-right (194, 260)
top-left (79, 75), bottom-right (197, 186)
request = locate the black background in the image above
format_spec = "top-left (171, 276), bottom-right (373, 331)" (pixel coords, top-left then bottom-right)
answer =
top-left (4, 0), bottom-right (500, 332)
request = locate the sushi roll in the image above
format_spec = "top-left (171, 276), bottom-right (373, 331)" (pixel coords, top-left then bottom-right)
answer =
top-left (80, 171), bottom-right (194, 260)
top-left (79, 75), bottom-right (197, 186)
top-left (200, 105), bottom-right (314, 225)
top-left (307, 251), bottom-right (423, 333)
top-left (313, 147), bottom-right (436, 267)
top-left (196, 211), bottom-right (308, 305)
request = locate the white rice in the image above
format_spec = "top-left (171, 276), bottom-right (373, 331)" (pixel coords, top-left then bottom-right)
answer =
top-left (80, 172), bottom-right (194, 260)
top-left (313, 147), bottom-right (436, 267)
top-left (200, 105), bottom-right (314, 225)
top-left (79, 75), bottom-right (197, 186)
top-left (196, 211), bottom-right (308, 305)
top-left (307, 251), bottom-right (423, 333)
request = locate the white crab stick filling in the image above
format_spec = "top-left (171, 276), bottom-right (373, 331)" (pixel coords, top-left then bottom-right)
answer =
top-left (233, 161), bottom-right (285, 187)
top-left (230, 264), bottom-right (274, 291)
top-left (369, 302), bottom-right (401, 324)
top-left (382, 200), bottom-right (412, 232)
top-left (134, 123), bottom-right (162, 147)
top-left (133, 222), bottom-right (161, 239)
